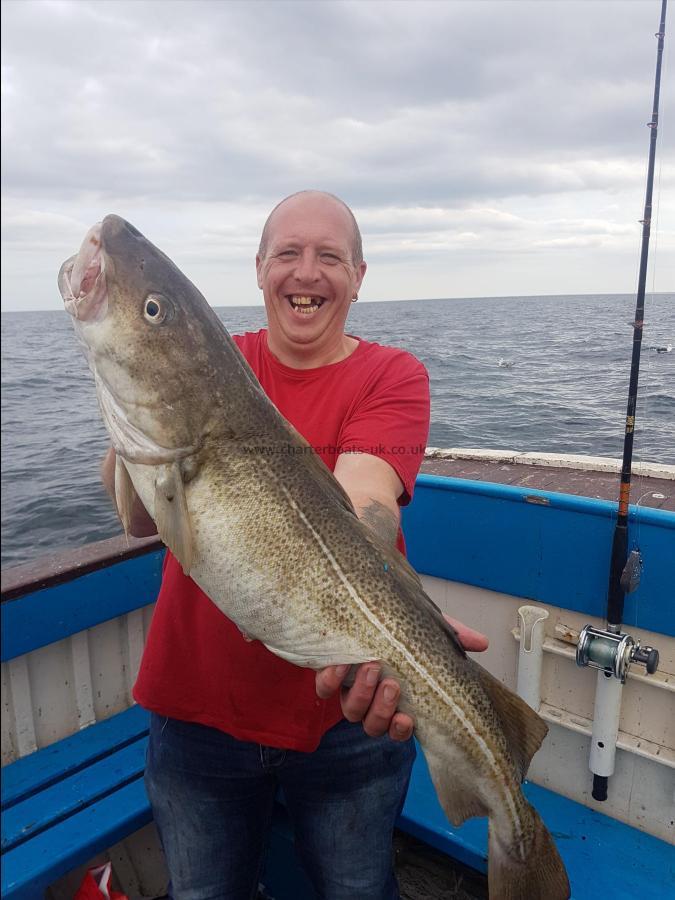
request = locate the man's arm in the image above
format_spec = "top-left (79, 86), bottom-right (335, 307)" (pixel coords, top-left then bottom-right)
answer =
top-left (334, 451), bottom-right (402, 546)
top-left (100, 447), bottom-right (158, 538)
top-left (316, 451), bottom-right (488, 741)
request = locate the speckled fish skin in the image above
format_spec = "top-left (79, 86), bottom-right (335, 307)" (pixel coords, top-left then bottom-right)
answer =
top-left (60, 215), bottom-right (570, 900)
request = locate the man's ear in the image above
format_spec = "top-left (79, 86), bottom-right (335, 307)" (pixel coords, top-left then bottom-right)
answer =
top-left (354, 260), bottom-right (367, 295)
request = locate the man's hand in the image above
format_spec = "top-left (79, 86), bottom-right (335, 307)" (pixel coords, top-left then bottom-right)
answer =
top-left (315, 615), bottom-right (489, 742)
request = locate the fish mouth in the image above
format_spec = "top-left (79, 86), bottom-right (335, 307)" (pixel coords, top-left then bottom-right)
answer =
top-left (286, 294), bottom-right (326, 316)
top-left (59, 223), bottom-right (108, 323)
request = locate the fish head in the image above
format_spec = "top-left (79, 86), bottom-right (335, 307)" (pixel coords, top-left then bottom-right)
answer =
top-left (59, 214), bottom-right (234, 465)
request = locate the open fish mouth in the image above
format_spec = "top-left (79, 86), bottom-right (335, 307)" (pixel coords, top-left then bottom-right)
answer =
top-left (59, 223), bottom-right (108, 323)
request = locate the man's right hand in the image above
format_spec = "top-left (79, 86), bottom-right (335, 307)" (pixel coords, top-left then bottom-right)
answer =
top-left (101, 447), bottom-right (158, 537)
top-left (316, 616), bottom-right (489, 742)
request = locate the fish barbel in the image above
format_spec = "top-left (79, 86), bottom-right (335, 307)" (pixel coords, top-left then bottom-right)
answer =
top-left (59, 215), bottom-right (570, 899)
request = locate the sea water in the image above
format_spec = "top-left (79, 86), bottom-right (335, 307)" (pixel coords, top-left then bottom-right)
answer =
top-left (1, 293), bottom-right (673, 567)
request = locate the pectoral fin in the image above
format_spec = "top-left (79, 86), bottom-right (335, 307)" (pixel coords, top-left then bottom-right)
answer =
top-left (114, 455), bottom-right (136, 543)
top-left (154, 462), bottom-right (194, 575)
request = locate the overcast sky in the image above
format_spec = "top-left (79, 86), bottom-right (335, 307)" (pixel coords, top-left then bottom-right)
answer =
top-left (1, 0), bottom-right (673, 311)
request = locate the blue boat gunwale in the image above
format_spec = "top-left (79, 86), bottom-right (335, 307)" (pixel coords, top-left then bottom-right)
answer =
top-left (0, 533), bottom-right (162, 603)
top-left (403, 475), bottom-right (675, 638)
top-left (414, 473), bottom-right (675, 528)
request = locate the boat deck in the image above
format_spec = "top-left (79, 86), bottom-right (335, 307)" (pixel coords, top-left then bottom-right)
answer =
top-left (420, 453), bottom-right (675, 511)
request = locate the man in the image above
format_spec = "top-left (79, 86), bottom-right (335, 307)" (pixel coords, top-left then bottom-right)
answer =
top-left (102, 191), bottom-right (487, 900)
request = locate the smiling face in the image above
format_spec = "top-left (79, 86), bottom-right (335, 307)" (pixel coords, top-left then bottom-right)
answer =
top-left (256, 193), bottom-right (367, 368)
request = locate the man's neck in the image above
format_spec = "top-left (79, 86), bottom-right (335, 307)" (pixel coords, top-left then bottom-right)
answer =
top-left (267, 334), bottom-right (359, 370)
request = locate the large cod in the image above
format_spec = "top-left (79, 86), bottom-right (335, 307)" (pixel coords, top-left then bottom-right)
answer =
top-left (59, 215), bottom-right (570, 900)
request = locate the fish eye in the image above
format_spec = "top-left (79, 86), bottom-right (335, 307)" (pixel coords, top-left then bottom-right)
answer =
top-left (143, 294), bottom-right (174, 325)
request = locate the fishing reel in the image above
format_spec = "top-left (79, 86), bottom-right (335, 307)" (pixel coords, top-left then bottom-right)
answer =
top-left (576, 626), bottom-right (659, 683)
top-left (576, 549), bottom-right (660, 682)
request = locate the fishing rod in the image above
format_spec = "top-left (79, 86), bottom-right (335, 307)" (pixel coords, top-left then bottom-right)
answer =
top-left (575, 0), bottom-right (667, 802)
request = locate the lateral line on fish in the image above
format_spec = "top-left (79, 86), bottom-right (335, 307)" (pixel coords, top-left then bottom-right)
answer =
top-left (278, 482), bottom-right (525, 855)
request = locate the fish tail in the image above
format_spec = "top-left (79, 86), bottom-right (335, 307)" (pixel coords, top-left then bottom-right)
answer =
top-left (488, 804), bottom-right (570, 900)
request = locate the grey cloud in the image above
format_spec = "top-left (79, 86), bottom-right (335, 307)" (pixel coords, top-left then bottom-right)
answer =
top-left (1, 0), bottom-right (673, 308)
top-left (2, 0), bottom-right (668, 207)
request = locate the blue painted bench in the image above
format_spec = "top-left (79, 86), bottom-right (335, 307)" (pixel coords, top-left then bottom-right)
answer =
top-left (1, 706), bottom-right (152, 900)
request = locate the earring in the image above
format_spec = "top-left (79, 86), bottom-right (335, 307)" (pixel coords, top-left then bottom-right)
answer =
top-left (351, 294), bottom-right (358, 303)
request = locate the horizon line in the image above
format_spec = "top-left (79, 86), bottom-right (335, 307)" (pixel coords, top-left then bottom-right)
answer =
top-left (2, 290), bottom-right (673, 315)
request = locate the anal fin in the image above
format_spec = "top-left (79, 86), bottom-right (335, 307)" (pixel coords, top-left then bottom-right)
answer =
top-left (476, 664), bottom-right (548, 780)
top-left (424, 748), bottom-right (487, 827)
top-left (154, 462), bottom-right (194, 575)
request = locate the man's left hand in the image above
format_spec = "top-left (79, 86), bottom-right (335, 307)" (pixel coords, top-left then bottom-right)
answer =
top-left (315, 616), bottom-right (489, 742)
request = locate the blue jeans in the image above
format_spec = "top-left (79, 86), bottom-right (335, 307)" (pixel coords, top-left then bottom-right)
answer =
top-left (145, 714), bottom-right (415, 900)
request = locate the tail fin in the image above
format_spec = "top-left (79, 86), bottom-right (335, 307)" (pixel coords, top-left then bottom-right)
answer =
top-left (488, 805), bottom-right (570, 900)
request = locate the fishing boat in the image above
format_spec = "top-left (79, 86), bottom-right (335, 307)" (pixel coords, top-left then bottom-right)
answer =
top-left (2, 448), bottom-right (673, 899)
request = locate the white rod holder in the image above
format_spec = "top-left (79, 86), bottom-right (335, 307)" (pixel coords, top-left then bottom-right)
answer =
top-left (516, 605), bottom-right (549, 711)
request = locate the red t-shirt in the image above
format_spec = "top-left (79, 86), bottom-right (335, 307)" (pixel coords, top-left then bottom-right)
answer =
top-left (133, 330), bottom-right (430, 751)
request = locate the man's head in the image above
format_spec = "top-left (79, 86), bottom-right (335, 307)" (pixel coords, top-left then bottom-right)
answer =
top-left (258, 191), bottom-right (364, 267)
top-left (255, 191), bottom-right (367, 368)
